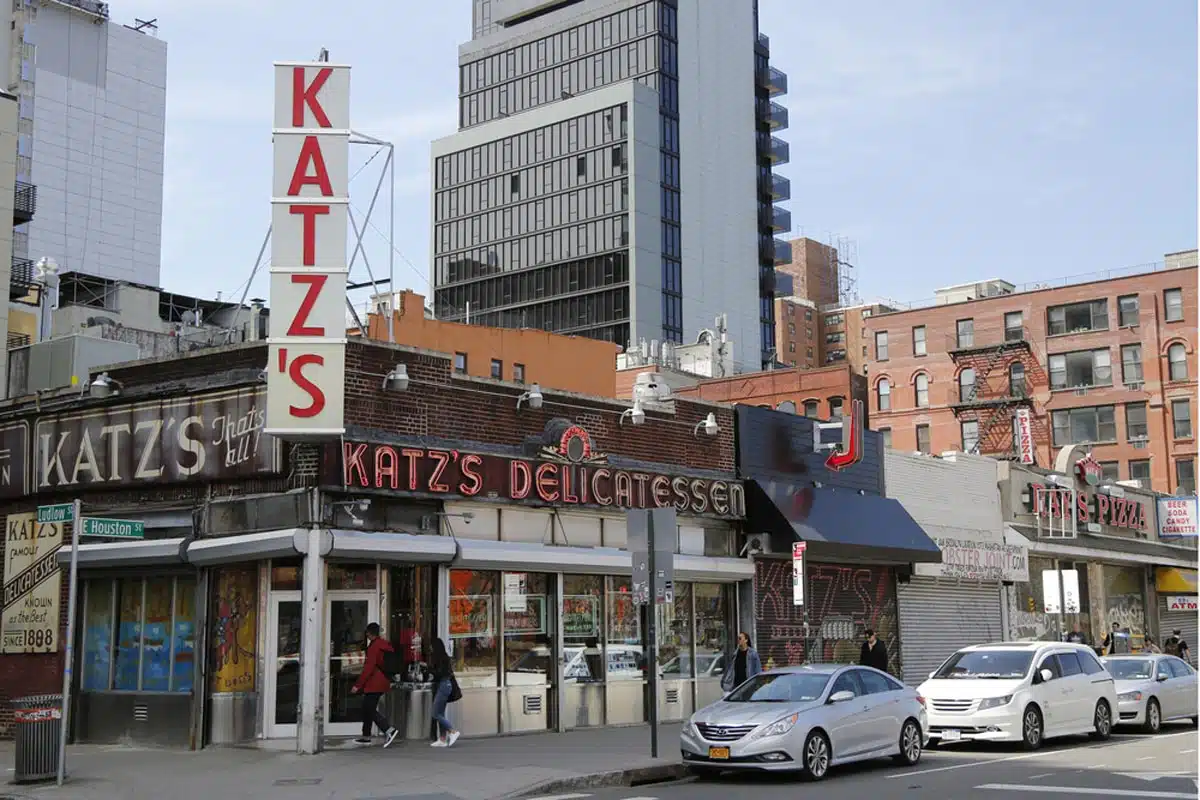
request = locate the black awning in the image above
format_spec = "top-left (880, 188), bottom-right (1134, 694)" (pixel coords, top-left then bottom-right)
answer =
top-left (747, 479), bottom-right (943, 565)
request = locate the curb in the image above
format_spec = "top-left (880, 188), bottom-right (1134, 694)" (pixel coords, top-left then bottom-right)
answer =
top-left (498, 763), bottom-right (689, 799)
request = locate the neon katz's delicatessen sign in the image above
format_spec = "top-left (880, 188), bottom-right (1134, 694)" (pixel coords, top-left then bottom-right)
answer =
top-left (329, 426), bottom-right (745, 519)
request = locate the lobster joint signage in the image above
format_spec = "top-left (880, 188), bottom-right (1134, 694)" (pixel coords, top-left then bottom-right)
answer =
top-left (2, 512), bottom-right (64, 653)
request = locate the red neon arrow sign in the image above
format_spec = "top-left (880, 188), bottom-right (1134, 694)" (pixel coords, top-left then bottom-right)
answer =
top-left (825, 398), bottom-right (864, 472)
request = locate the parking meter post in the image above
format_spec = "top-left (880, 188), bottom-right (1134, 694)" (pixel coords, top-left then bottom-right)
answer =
top-left (56, 498), bottom-right (81, 787)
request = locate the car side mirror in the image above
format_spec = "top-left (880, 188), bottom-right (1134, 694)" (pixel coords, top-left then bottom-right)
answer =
top-left (1039, 668), bottom-right (1053, 683)
top-left (1157, 674), bottom-right (1169, 682)
top-left (828, 690), bottom-right (855, 704)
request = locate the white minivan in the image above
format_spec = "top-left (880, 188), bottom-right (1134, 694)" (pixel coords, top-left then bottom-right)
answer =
top-left (917, 642), bottom-right (1118, 750)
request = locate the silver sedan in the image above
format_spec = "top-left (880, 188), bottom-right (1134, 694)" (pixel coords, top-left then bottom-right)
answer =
top-left (1103, 654), bottom-right (1199, 733)
top-left (680, 663), bottom-right (929, 781)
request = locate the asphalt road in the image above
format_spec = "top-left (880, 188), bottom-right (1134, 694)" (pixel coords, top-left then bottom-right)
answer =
top-left (534, 725), bottom-right (1199, 800)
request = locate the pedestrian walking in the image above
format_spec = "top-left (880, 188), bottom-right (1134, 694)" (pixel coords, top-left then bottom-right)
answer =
top-left (1065, 623), bottom-right (1089, 645)
top-left (1164, 629), bottom-right (1192, 664)
top-left (1142, 635), bottom-right (1162, 654)
top-left (721, 632), bottom-right (762, 692)
top-left (350, 623), bottom-right (400, 747)
top-left (860, 628), bottom-right (889, 674)
top-left (430, 637), bottom-right (462, 747)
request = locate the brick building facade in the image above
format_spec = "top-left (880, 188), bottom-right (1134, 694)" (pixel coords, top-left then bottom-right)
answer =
top-left (863, 261), bottom-right (1198, 495)
top-left (674, 363), bottom-right (867, 424)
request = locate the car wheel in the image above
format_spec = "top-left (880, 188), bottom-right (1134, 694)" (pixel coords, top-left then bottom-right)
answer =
top-left (1021, 705), bottom-right (1044, 751)
top-left (801, 730), bottom-right (832, 782)
top-left (1090, 699), bottom-right (1113, 741)
top-left (1144, 698), bottom-right (1162, 734)
top-left (892, 718), bottom-right (923, 766)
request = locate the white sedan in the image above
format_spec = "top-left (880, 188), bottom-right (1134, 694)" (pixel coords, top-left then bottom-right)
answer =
top-left (1103, 654), bottom-right (1199, 733)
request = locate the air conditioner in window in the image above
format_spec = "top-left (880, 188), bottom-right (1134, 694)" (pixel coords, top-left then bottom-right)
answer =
top-left (1124, 381), bottom-right (1144, 391)
top-left (1131, 438), bottom-right (1149, 450)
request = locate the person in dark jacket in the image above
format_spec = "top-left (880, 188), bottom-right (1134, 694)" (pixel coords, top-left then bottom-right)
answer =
top-left (351, 623), bottom-right (399, 747)
top-left (722, 632), bottom-right (763, 692)
top-left (429, 637), bottom-right (461, 747)
top-left (859, 628), bottom-right (889, 673)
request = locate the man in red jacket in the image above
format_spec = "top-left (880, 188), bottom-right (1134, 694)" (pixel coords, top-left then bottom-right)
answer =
top-left (351, 623), bottom-right (399, 747)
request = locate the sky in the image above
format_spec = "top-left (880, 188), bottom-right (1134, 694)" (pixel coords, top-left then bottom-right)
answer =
top-left (114, 0), bottom-right (1197, 312)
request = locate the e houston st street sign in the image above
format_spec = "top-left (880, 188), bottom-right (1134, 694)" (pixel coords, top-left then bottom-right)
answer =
top-left (80, 518), bottom-right (144, 539)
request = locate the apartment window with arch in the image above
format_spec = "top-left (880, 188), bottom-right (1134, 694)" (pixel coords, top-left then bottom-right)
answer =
top-left (1121, 345), bottom-right (1143, 385)
top-left (912, 325), bottom-right (926, 356)
top-left (1164, 288), bottom-right (1184, 322)
top-left (914, 373), bottom-right (929, 407)
top-left (956, 319), bottom-right (974, 349)
top-left (877, 379), bottom-right (891, 411)
top-left (803, 400), bottom-right (819, 418)
top-left (958, 368), bottom-right (976, 403)
top-left (1009, 362), bottom-right (1026, 397)
top-left (1168, 343), bottom-right (1189, 382)
top-left (916, 424), bottom-right (931, 455)
top-left (829, 397), bottom-right (844, 418)
top-left (1172, 398), bottom-right (1192, 439)
top-left (1177, 459), bottom-right (1197, 495)
top-left (961, 420), bottom-right (980, 453)
top-left (1117, 294), bottom-right (1140, 327)
top-left (875, 331), bottom-right (889, 361)
top-left (878, 428), bottom-right (892, 449)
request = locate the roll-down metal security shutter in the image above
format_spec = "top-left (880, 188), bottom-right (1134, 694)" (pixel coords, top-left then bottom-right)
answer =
top-left (1160, 595), bottom-right (1199, 665)
top-left (897, 577), bottom-right (1003, 686)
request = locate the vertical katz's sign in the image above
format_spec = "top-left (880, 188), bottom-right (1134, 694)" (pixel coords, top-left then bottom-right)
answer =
top-left (265, 60), bottom-right (350, 439)
top-left (2, 512), bottom-right (64, 654)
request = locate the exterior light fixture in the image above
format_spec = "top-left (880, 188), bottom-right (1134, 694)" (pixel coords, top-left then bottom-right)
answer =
top-left (382, 364), bottom-right (409, 392)
top-left (89, 372), bottom-right (121, 399)
top-left (693, 412), bottom-right (719, 438)
top-left (517, 383), bottom-right (543, 410)
top-left (619, 399), bottom-right (646, 426)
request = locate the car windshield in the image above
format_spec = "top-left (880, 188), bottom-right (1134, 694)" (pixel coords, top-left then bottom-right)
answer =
top-left (934, 650), bottom-right (1033, 679)
top-left (725, 672), bottom-right (830, 703)
top-left (1105, 659), bottom-right (1153, 680)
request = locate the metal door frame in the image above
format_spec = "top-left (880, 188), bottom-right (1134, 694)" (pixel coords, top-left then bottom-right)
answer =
top-left (264, 591), bottom-right (302, 739)
top-left (323, 590), bottom-right (380, 737)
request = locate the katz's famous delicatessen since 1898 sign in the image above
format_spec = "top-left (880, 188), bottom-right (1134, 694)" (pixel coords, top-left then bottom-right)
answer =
top-left (2, 512), bottom-right (64, 654)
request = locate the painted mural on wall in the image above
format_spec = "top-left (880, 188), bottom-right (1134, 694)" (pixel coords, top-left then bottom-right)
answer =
top-left (755, 560), bottom-right (900, 676)
top-left (210, 568), bottom-right (258, 694)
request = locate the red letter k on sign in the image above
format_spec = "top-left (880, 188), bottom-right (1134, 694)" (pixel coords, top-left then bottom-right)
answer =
top-left (293, 66), bottom-right (332, 127)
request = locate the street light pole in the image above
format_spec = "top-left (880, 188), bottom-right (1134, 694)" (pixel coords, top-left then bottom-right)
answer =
top-left (56, 497), bottom-right (81, 787)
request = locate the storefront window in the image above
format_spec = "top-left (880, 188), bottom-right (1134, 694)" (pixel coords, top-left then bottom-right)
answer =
top-left (693, 583), bottom-right (732, 681)
top-left (271, 562), bottom-right (302, 590)
top-left (562, 575), bottom-right (603, 681)
top-left (1103, 564), bottom-right (1146, 651)
top-left (328, 563), bottom-right (377, 591)
top-left (658, 583), bottom-right (692, 677)
top-left (503, 572), bottom-right (554, 692)
top-left (389, 565), bottom-right (436, 680)
top-left (84, 577), bottom-right (197, 693)
top-left (82, 580), bottom-right (114, 691)
top-left (449, 569), bottom-right (499, 688)
top-left (605, 576), bottom-right (644, 678)
top-left (1011, 557), bottom-right (1091, 643)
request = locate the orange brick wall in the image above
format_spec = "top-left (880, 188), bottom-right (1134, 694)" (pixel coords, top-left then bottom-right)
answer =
top-left (673, 364), bottom-right (868, 423)
top-left (863, 266), bottom-right (1198, 494)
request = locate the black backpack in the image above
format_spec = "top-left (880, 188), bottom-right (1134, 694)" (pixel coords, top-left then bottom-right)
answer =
top-left (380, 647), bottom-right (403, 679)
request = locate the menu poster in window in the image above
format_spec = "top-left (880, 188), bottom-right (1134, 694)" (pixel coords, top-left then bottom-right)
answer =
top-left (563, 596), bottom-right (600, 638)
top-left (503, 572), bottom-right (527, 613)
top-left (211, 568), bottom-right (257, 694)
top-left (2, 511), bottom-right (64, 654)
top-left (449, 595), bottom-right (494, 639)
top-left (503, 596), bottom-right (546, 636)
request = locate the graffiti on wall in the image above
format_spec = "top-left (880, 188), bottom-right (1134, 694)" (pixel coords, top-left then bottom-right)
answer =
top-left (755, 560), bottom-right (900, 675)
top-left (210, 568), bottom-right (257, 694)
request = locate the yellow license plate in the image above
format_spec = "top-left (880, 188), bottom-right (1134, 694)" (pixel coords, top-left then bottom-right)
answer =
top-left (708, 747), bottom-right (730, 760)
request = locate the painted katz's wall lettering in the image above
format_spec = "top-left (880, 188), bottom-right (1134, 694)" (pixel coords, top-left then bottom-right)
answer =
top-left (335, 441), bottom-right (745, 519)
top-left (34, 389), bottom-right (281, 489)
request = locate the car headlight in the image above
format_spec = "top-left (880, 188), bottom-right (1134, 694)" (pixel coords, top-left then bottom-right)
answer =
top-left (751, 712), bottom-right (800, 740)
top-left (1118, 691), bottom-right (1143, 702)
top-left (977, 695), bottom-right (1013, 710)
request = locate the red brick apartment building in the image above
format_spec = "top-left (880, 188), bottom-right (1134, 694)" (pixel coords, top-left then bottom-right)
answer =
top-left (863, 256), bottom-right (1198, 495)
top-left (673, 364), bottom-right (867, 423)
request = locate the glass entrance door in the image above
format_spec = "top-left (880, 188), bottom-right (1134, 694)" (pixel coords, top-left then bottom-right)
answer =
top-left (325, 592), bottom-right (379, 737)
top-left (265, 592), bottom-right (303, 738)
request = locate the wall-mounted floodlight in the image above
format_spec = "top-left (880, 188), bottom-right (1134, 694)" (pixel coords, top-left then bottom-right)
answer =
top-left (619, 399), bottom-right (646, 426)
top-left (383, 364), bottom-right (409, 392)
top-left (517, 383), bottom-right (543, 410)
top-left (89, 372), bottom-right (122, 399)
top-left (693, 412), bottom-right (719, 438)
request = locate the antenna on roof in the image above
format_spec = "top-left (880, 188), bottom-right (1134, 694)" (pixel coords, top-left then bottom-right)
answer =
top-left (317, 47), bottom-right (330, 62)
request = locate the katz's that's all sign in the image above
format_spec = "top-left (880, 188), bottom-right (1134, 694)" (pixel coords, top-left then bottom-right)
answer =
top-left (265, 60), bottom-right (352, 440)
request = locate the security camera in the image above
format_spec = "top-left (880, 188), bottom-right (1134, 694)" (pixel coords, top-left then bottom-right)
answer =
top-left (461, 512), bottom-right (475, 525)
top-left (354, 498), bottom-right (370, 514)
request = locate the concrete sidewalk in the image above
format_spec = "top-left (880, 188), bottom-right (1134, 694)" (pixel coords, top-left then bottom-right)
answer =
top-left (2, 724), bottom-right (684, 800)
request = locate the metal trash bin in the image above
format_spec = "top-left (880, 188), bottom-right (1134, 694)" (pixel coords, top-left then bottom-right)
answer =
top-left (11, 694), bottom-right (63, 783)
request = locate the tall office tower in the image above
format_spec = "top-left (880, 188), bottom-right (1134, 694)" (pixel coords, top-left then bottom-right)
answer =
top-left (3, 1), bottom-right (167, 286)
top-left (432, 0), bottom-right (791, 369)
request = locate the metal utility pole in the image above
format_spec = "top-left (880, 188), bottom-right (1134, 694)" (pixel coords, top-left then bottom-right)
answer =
top-left (57, 498), bottom-right (81, 786)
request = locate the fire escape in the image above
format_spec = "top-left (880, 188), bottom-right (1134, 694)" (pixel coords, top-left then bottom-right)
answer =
top-left (947, 324), bottom-right (1037, 457)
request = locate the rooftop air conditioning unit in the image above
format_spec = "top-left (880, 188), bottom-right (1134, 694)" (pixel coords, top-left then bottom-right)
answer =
top-left (632, 371), bottom-right (672, 403)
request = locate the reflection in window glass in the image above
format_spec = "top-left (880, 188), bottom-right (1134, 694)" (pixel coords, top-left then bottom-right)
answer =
top-left (82, 580), bottom-right (114, 691)
top-left (605, 576), bottom-right (644, 678)
top-left (693, 583), bottom-right (730, 683)
top-left (503, 572), bottom-right (555, 695)
top-left (114, 579), bottom-right (144, 691)
top-left (389, 565), bottom-right (436, 676)
top-left (172, 579), bottom-right (196, 693)
top-left (563, 575), bottom-right (604, 682)
top-left (657, 583), bottom-right (692, 677)
top-left (449, 569), bottom-right (499, 688)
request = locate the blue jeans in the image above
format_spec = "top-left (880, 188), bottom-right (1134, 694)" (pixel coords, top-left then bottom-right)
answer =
top-left (431, 678), bottom-right (453, 737)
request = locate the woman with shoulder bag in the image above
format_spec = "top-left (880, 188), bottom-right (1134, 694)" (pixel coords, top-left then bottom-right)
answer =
top-left (721, 631), bottom-right (762, 693)
top-left (429, 637), bottom-right (462, 747)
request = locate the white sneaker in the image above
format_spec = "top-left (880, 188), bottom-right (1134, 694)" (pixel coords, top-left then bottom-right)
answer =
top-left (383, 728), bottom-right (399, 748)
top-left (430, 738), bottom-right (447, 747)
top-left (447, 730), bottom-right (460, 747)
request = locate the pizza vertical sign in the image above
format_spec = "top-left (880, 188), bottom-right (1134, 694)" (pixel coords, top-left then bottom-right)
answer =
top-left (266, 61), bottom-right (350, 439)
